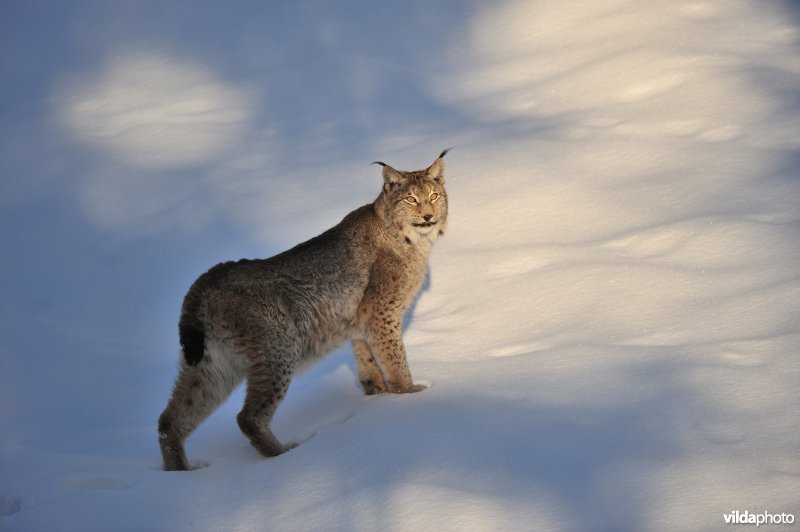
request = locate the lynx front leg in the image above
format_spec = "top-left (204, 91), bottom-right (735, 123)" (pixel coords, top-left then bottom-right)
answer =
top-left (352, 340), bottom-right (387, 395)
top-left (366, 317), bottom-right (426, 394)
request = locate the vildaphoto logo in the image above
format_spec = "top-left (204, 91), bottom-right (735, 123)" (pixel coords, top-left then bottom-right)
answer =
top-left (723, 510), bottom-right (795, 526)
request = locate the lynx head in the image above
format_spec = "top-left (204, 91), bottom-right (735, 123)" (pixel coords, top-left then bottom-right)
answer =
top-left (374, 148), bottom-right (450, 245)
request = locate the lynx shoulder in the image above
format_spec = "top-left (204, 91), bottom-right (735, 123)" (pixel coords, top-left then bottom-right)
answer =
top-left (158, 149), bottom-right (451, 471)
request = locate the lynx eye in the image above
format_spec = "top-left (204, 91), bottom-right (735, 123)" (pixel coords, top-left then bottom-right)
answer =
top-left (429, 192), bottom-right (440, 203)
top-left (404, 196), bottom-right (418, 205)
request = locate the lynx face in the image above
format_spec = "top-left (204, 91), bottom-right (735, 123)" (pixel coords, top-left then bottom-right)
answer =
top-left (393, 178), bottom-right (447, 239)
top-left (377, 149), bottom-right (450, 244)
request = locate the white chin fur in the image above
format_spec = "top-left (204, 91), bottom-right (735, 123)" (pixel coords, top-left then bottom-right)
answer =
top-left (405, 224), bottom-right (439, 245)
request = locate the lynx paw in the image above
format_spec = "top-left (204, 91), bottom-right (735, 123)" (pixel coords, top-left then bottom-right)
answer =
top-left (406, 383), bottom-right (428, 393)
top-left (361, 379), bottom-right (387, 395)
top-left (281, 441), bottom-right (299, 453)
top-left (386, 382), bottom-right (428, 394)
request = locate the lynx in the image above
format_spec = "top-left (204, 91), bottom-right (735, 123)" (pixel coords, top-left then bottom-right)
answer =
top-left (158, 149), bottom-right (451, 471)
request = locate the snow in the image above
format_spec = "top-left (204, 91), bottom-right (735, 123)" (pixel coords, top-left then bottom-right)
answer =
top-left (2, 1), bottom-right (799, 530)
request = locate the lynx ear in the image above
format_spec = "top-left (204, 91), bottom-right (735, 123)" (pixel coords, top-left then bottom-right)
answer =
top-left (426, 147), bottom-right (452, 184)
top-left (373, 161), bottom-right (405, 191)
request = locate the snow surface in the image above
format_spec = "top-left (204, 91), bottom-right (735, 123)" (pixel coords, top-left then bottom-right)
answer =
top-left (2, 1), bottom-right (799, 530)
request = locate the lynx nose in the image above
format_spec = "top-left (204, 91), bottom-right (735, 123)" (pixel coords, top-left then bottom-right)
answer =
top-left (423, 214), bottom-right (433, 222)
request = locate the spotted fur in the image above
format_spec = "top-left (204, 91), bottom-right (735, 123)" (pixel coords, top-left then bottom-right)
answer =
top-left (157, 149), bottom-right (450, 471)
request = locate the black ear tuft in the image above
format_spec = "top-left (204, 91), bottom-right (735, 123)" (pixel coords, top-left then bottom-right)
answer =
top-left (371, 161), bottom-right (388, 167)
top-left (426, 148), bottom-right (451, 184)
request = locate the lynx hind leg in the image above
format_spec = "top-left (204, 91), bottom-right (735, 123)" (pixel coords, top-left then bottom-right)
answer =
top-left (352, 340), bottom-right (387, 395)
top-left (236, 351), bottom-right (299, 458)
top-left (158, 350), bottom-right (244, 471)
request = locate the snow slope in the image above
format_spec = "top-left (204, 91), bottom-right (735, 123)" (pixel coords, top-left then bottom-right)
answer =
top-left (1, 1), bottom-right (799, 530)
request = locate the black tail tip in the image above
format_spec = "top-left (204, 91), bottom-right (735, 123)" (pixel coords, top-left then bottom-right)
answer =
top-left (180, 325), bottom-right (205, 366)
